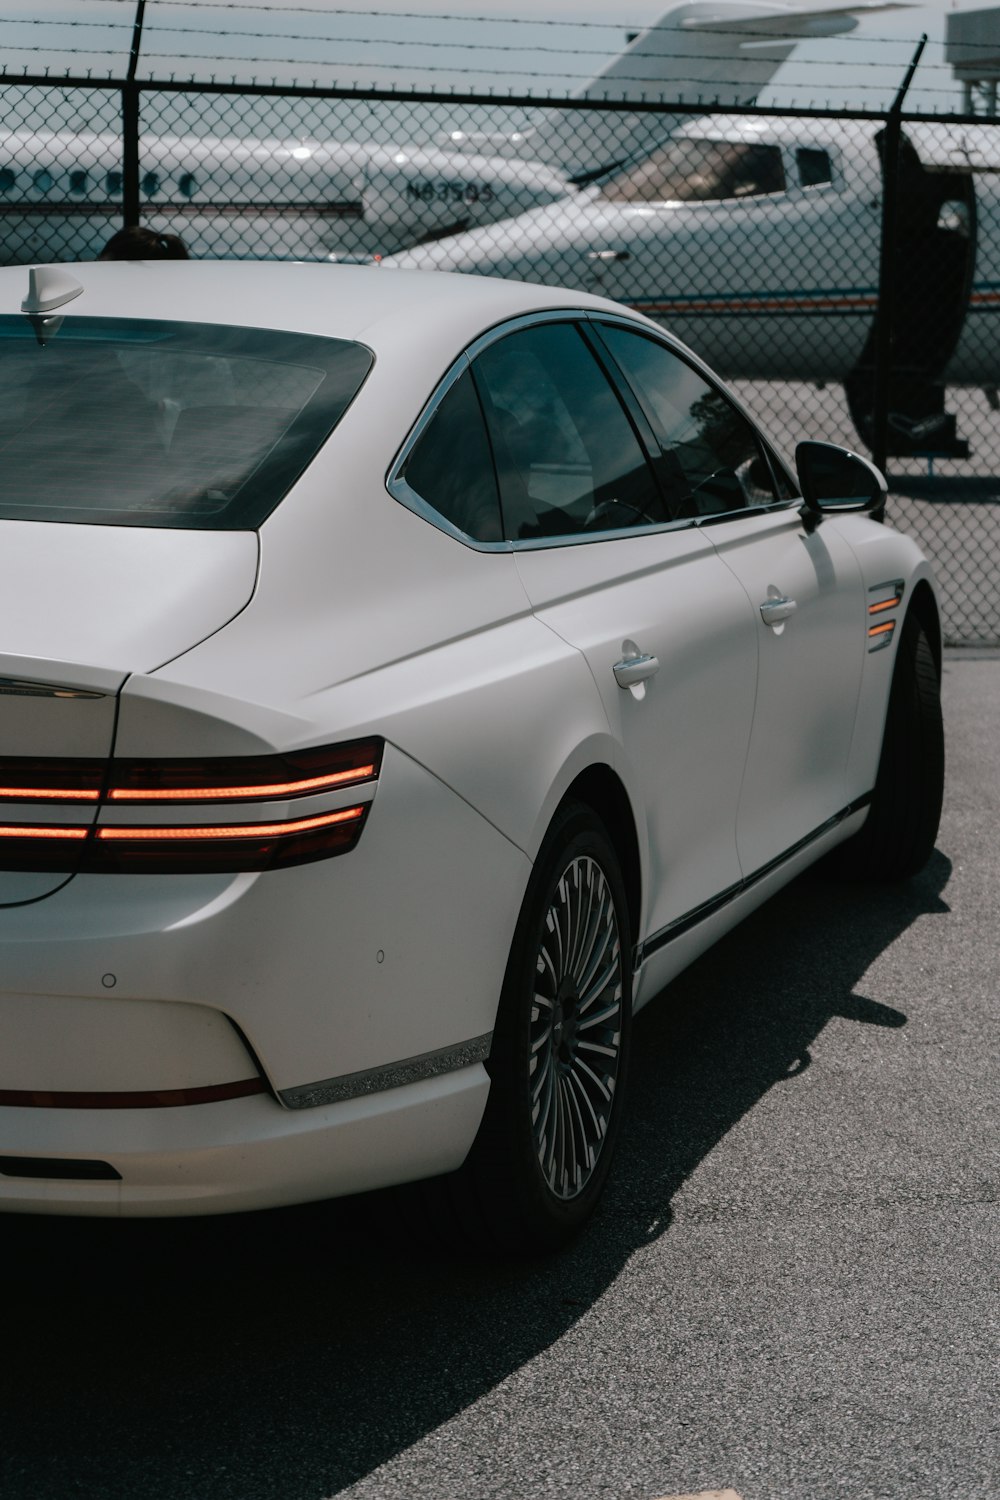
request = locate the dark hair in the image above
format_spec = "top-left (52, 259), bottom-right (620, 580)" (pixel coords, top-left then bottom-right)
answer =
top-left (99, 226), bottom-right (189, 261)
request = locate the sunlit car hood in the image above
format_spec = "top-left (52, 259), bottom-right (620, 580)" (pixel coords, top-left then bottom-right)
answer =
top-left (0, 521), bottom-right (259, 682)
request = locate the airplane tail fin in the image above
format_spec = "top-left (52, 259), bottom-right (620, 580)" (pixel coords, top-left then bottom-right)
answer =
top-left (576, 3), bottom-right (908, 105)
top-left (445, 2), bottom-right (910, 177)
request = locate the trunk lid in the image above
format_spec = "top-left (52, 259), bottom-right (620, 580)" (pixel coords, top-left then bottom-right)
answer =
top-left (0, 521), bottom-right (258, 904)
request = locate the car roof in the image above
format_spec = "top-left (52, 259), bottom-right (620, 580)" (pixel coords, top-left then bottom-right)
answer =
top-left (0, 260), bottom-right (644, 356)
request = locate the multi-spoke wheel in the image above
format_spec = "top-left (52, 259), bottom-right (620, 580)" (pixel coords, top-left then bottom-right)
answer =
top-left (453, 802), bottom-right (632, 1253)
top-left (529, 852), bottom-right (625, 1202)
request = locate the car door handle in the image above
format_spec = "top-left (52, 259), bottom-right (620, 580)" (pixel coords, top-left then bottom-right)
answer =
top-left (613, 652), bottom-right (660, 688)
top-left (759, 596), bottom-right (797, 626)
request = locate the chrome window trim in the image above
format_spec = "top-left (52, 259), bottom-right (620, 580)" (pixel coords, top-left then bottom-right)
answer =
top-left (386, 349), bottom-right (511, 554)
top-left (386, 307), bottom-right (799, 552)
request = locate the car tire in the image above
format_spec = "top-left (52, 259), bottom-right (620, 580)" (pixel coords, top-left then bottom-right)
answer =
top-left (448, 802), bottom-right (633, 1255)
top-left (831, 611), bottom-right (944, 881)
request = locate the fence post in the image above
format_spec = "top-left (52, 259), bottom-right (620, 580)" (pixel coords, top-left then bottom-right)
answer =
top-left (121, 0), bottom-right (146, 229)
top-left (872, 34), bottom-right (927, 476)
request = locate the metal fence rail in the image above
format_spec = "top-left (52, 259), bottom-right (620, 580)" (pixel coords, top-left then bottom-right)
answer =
top-left (2, 68), bottom-right (999, 645)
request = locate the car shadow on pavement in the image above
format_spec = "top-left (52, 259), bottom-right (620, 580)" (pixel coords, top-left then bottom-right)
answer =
top-left (0, 851), bottom-right (952, 1500)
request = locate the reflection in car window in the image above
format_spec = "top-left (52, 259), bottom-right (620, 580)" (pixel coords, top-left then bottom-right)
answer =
top-left (400, 368), bottom-right (503, 543)
top-left (600, 139), bottom-right (786, 204)
top-left (472, 323), bottom-right (666, 542)
top-left (596, 325), bottom-right (781, 518)
top-left (0, 316), bottom-right (373, 530)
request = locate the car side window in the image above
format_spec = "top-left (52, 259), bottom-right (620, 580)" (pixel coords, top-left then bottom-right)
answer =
top-left (399, 367), bottom-right (504, 543)
top-left (471, 322), bottom-right (667, 542)
top-left (595, 324), bottom-right (784, 518)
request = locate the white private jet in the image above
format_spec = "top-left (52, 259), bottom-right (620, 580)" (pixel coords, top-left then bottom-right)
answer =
top-left (0, 1), bottom-right (899, 265)
top-left (387, 112), bottom-right (1000, 458)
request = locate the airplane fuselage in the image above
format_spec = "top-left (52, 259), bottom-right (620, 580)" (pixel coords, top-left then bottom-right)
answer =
top-left (388, 116), bottom-right (999, 390)
top-left (0, 129), bottom-right (571, 264)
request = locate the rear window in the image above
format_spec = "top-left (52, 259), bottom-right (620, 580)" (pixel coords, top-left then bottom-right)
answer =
top-left (0, 316), bottom-right (373, 529)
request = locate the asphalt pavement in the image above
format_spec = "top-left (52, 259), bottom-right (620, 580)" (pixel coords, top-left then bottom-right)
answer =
top-left (2, 652), bottom-right (997, 1500)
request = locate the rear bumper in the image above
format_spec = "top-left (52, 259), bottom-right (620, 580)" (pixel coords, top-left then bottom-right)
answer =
top-left (0, 1063), bottom-right (489, 1216)
top-left (0, 744), bottom-right (527, 1102)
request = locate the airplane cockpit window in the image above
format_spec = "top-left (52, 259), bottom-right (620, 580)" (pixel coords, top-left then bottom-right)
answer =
top-left (600, 139), bottom-right (786, 204)
top-left (398, 368), bottom-right (503, 544)
top-left (594, 324), bottom-right (786, 518)
top-left (796, 148), bottom-right (833, 188)
top-left (472, 322), bottom-right (668, 542)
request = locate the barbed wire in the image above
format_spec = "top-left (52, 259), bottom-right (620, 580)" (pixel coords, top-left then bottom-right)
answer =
top-left (0, 1), bottom-right (970, 102)
top-left (1, 13), bottom-right (955, 58)
top-left (0, 55), bottom-right (968, 101)
top-left (44, 0), bottom-right (998, 62)
top-left (0, 23), bottom-right (958, 76)
top-left (0, 43), bottom-right (961, 92)
top-left (25, 0), bottom-right (639, 22)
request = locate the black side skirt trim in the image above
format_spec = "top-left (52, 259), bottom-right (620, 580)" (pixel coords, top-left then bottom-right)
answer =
top-left (637, 792), bottom-right (874, 965)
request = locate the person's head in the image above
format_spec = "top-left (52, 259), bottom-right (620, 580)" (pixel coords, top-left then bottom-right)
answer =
top-left (99, 226), bottom-right (189, 261)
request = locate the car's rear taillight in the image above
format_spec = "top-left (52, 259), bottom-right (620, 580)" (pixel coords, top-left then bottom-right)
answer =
top-left (105, 740), bottom-right (382, 803)
top-left (0, 738), bottom-right (382, 873)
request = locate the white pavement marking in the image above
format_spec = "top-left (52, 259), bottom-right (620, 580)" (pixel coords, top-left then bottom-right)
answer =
top-left (654, 1491), bottom-right (744, 1500)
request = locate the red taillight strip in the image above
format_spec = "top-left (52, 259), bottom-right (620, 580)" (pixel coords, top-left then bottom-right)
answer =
top-left (0, 823), bottom-right (88, 841)
top-left (0, 758), bottom-right (105, 805)
top-left (0, 785), bottom-right (100, 802)
top-left (95, 806), bottom-right (364, 842)
top-left (0, 1078), bottom-right (267, 1109)
top-left (0, 738), bottom-right (383, 807)
top-left (0, 740), bottom-right (381, 871)
top-left (107, 763), bottom-right (377, 802)
top-left (107, 737), bottom-right (383, 805)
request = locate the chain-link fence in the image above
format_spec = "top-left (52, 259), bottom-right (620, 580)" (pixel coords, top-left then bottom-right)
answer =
top-left (2, 72), bottom-right (999, 644)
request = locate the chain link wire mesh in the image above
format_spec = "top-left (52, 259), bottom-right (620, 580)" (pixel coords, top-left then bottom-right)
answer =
top-left (1, 78), bottom-right (998, 644)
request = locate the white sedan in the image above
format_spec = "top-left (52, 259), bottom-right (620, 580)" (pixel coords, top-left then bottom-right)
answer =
top-left (0, 261), bottom-right (942, 1251)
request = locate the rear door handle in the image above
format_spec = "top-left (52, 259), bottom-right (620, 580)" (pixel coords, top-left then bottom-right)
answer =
top-left (759, 595), bottom-right (797, 626)
top-left (613, 652), bottom-right (659, 688)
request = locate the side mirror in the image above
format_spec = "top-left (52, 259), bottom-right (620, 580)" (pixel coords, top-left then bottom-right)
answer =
top-left (795, 440), bottom-right (887, 525)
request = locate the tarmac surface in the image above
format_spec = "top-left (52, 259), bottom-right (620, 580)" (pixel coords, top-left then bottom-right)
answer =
top-left (2, 653), bottom-right (998, 1500)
